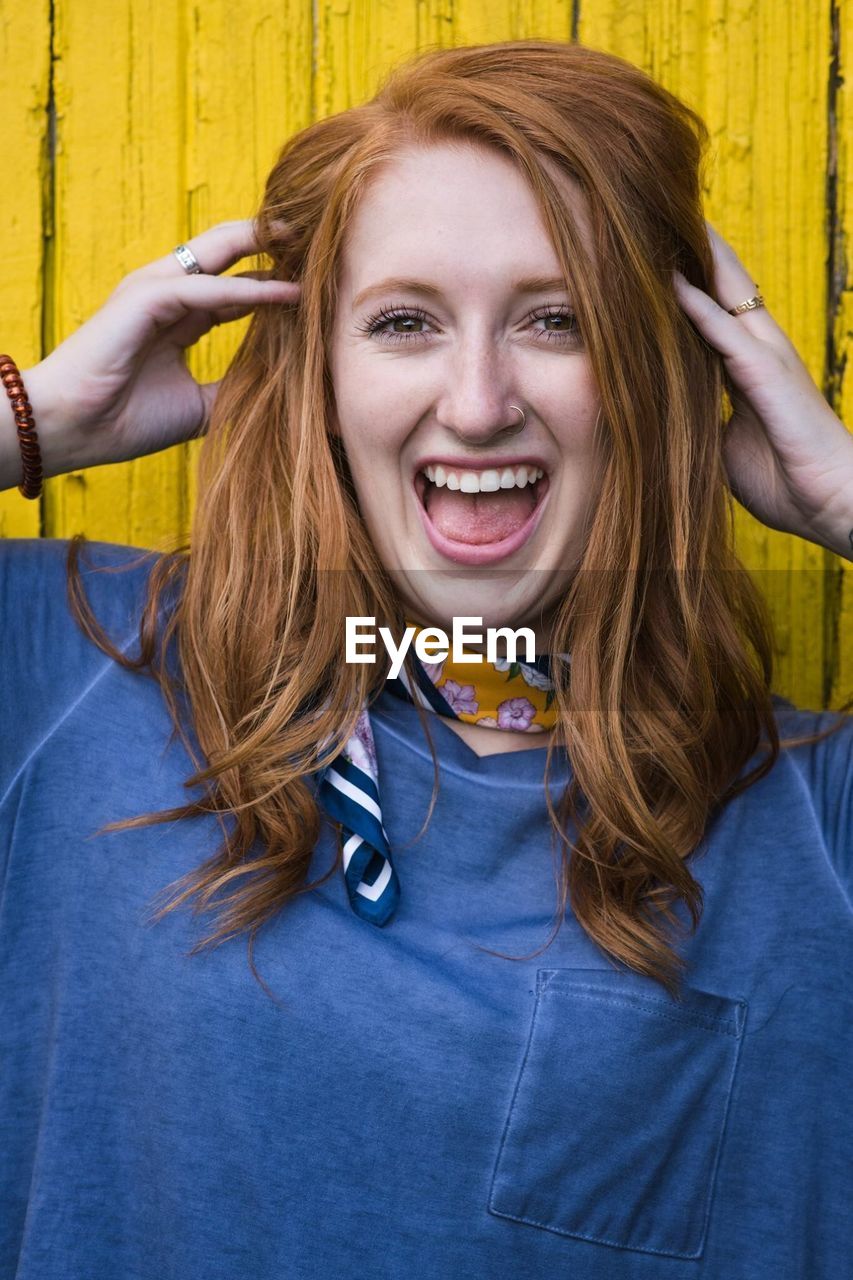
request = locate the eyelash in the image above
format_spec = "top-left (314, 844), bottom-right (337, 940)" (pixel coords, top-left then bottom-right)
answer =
top-left (356, 303), bottom-right (581, 346)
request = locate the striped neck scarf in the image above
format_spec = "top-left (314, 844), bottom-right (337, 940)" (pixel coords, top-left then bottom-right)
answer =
top-left (317, 625), bottom-right (569, 926)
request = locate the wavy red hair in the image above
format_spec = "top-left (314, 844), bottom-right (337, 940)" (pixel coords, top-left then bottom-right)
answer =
top-left (67, 38), bottom-right (851, 1001)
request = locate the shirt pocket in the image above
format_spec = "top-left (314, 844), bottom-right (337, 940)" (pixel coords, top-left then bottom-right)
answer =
top-left (488, 967), bottom-right (748, 1260)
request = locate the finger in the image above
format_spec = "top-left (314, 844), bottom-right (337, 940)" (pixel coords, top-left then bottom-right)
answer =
top-left (207, 294), bottom-right (280, 325)
top-left (105, 273), bottom-right (300, 350)
top-left (133, 218), bottom-right (285, 281)
top-left (703, 221), bottom-right (778, 339)
top-left (160, 291), bottom-right (290, 351)
top-left (673, 266), bottom-right (797, 367)
top-left (164, 275), bottom-right (301, 340)
top-left (231, 268), bottom-right (279, 282)
top-left (673, 270), bottom-right (766, 362)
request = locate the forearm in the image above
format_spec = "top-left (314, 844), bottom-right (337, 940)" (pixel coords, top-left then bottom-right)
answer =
top-left (810, 507), bottom-right (853, 562)
top-left (787, 420), bottom-right (853, 562)
top-left (0, 365), bottom-right (87, 492)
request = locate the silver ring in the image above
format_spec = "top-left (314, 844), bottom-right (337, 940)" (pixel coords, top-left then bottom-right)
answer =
top-left (173, 244), bottom-right (204, 275)
top-left (505, 404), bottom-right (526, 436)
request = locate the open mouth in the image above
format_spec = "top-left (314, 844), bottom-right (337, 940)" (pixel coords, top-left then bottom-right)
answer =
top-left (413, 461), bottom-right (550, 565)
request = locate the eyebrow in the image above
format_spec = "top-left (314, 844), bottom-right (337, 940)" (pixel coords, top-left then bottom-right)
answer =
top-left (351, 275), bottom-right (571, 310)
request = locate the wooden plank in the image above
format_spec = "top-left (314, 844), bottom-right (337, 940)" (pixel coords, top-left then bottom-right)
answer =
top-left (314, 0), bottom-right (421, 115)
top-left (451, 0), bottom-right (573, 44)
top-left (831, 0), bottom-right (853, 711)
top-left (45, 0), bottom-right (186, 550)
top-left (9, 0), bottom-right (847, 709)
top-left (183, 0), bottom-right (313, 519)
top-left (578, 0), bottom-right (835, 710)
top-left (313, 0), bottom-right (574, 120)
top-left (0, 0), bottom-right (51, 537)
top-left (45, 0), bottom-right (312, 552)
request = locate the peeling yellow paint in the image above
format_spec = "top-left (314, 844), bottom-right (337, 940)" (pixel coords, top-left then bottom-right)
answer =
top-left (580, 0), bottom-right (850, 711)
top-left (2, 0), bottom-right (851, 708)
top-left (832, 0), bottom-right (853, 710)
top-left (0, 0), bottom-right (50, 537)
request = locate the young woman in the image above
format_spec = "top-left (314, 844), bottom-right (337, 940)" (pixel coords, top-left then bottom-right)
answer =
top-left (2, 39), bottom-right (852, 1279)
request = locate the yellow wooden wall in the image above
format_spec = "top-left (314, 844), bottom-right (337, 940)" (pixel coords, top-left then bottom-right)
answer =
top-left (1, 0), bottom-right (851, 711)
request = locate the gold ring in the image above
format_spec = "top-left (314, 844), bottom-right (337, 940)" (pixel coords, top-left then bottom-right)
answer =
top-left (727, 292), bottom-right (765, 316)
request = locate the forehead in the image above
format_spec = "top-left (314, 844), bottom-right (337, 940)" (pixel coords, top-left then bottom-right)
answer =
top-left (336, 141), bottom-right (593, 297)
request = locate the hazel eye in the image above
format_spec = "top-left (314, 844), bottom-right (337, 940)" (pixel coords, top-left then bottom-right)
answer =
top-left (357, 306), bottom-right (432, 344)
top-left (530, 307), bottom-right (581, 344)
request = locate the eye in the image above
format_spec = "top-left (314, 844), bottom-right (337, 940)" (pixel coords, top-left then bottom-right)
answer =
top-left (356, 305), bottom-right (432, 345)
top-left (355, 302), bottom-right (582, 346)
top-left (529, 306), bottom-right (581, 345)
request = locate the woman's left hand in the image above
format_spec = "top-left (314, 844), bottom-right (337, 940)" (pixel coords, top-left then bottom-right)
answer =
top-left (673, 222), bottom-right (853, 560)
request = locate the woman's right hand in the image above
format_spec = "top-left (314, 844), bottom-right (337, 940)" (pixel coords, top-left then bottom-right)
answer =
top-left (7, 219), bottom-right (300, 482)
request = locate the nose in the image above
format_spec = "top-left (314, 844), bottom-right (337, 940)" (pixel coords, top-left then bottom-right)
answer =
top-left (435, 337), bottom-right (524, 445)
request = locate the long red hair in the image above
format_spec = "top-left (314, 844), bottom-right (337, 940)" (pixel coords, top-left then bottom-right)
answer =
top-left (67, 38), bottom-right (850, 1000)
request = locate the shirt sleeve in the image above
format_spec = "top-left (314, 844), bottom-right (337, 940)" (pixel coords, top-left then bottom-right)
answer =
top-left (0, 536), bottom-right (158, 808)
top-left (812, 710), bottom-right (853, 894)
top-left (775, 694), bottom-right (853, 900)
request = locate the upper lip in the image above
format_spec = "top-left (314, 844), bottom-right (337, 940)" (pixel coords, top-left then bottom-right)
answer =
top-left (412, 453), bottom-right (550, 481)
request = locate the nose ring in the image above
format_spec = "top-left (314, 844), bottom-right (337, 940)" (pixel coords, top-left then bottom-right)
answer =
top-left (505, 404), bottom-right (526, 436)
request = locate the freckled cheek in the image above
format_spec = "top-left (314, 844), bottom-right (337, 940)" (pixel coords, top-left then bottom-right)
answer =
top-left (334, 390), bottom-right (413, 522)
top-left (537, 364), bottom-right (600, 440)
top-left (340, 416), bottom-right (412, 475)
top-left (342, 398), bottom-right (424, 473)
top-left (330, 392), bottom-right (400, 479)
top-left (544, 405), bottom-right (601, 462)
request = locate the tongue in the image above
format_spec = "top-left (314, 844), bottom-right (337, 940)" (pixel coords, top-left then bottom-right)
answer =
top-left (424, 483), bottom-right (536, 545)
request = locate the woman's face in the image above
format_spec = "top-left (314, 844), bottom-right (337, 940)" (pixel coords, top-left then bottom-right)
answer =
top-left (328, 141), bottom-right (604, 636)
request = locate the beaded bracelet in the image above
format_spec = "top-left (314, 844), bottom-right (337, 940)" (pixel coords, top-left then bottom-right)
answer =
top-left (0, 355), bottom-right (43, 499)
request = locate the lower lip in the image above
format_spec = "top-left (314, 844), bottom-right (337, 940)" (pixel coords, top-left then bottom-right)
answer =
top-left (413, 475), bottom-right (550, 566)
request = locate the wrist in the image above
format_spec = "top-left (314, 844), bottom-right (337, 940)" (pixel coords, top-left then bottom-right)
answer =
top-left (0, 361), bottom-right (88, 491)
top-left (806, 485), bottom-right (853, 561)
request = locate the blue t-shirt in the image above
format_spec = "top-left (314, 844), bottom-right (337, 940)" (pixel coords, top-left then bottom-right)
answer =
top-left (1, 536), bottom-right (851, 1279)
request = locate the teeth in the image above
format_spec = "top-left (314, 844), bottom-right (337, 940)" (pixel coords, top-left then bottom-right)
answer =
top-left (421, 464), bottom-right (543, 493)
